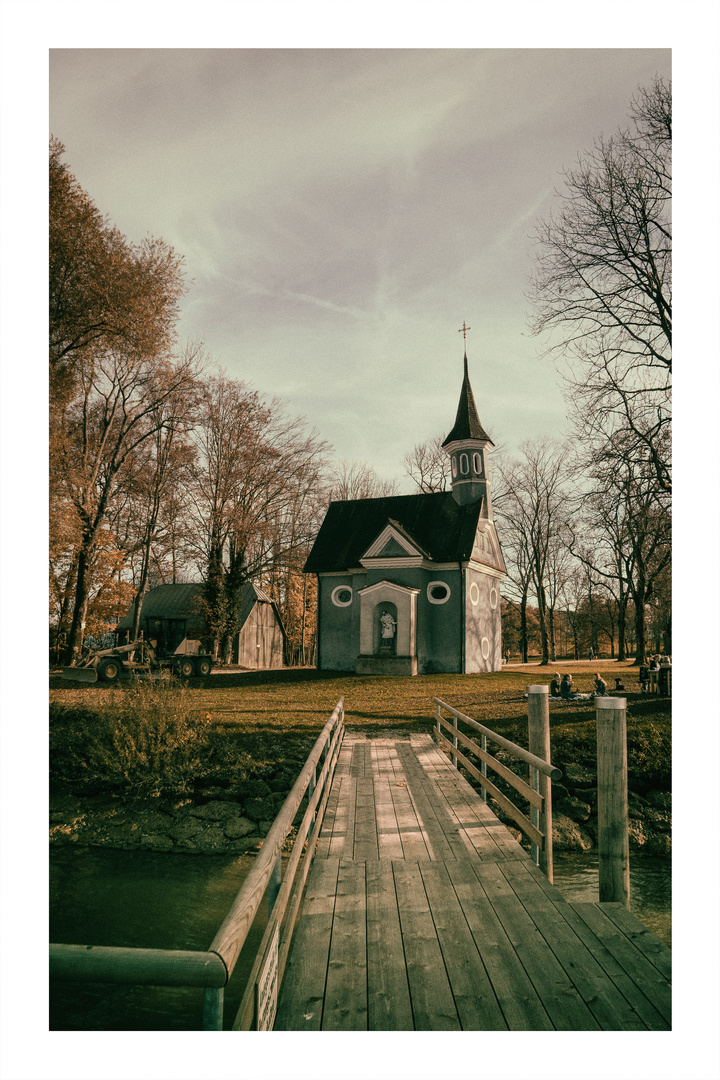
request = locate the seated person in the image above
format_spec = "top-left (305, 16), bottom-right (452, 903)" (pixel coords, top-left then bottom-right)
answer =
top-left (560, 674), bottom-right (574, 698)
top-left (614, 677), bottom-right (625, 692)
top-left (639, 663), bottom-right (649, 691)
top-left (594, 673), bottom-right (608, 696)
top-left (550, 673), bottom-right (561, 696)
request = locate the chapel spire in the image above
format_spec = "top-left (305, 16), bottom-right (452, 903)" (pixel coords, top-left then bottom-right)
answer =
top-left (443, 339), bottom-right (494, 514)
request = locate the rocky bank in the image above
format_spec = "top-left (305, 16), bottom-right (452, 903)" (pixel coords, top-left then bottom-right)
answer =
top-left (50, 765), bottom-right (305, 856)
top-left (49, 743), bottom-right (671, 858)
top-left (482, 755), bottom-right (671, 856)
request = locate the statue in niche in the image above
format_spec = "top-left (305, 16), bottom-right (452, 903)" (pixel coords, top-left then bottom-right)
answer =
top-left (380, 610), bottom-right (396, 639)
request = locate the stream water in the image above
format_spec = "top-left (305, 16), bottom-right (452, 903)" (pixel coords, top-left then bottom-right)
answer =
top-left (49, 848), bottom-right (262, 1031)
top-left (49, 846), bottom-right (671, 1031)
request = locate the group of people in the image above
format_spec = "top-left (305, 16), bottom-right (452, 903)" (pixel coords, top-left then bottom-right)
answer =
top-left (550, 672), bottom-right (626, 699)
top-left (639, 655), bottom-right (671, 693)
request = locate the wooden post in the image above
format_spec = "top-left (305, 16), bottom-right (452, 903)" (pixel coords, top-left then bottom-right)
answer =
top-left (479, 732), bottom-right (487, 802)
top-left (268, 855), bottom-right (282, 914)
top-left (452, 711), bottom-right (458, 768)
top-left (596, 696), bottom-right (630, 908)
top-left (203, 986), bottom-right (224, 1030)
top-left (527, 685), bottom-right (553, 883)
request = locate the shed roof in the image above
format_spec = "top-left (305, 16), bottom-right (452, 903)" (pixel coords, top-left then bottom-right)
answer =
top-left (117, 581), bottom-right (280, 632)
top-left (303, 492), bottom-right (485, 573)
top-left (117, 583), bottom-right (205, 628)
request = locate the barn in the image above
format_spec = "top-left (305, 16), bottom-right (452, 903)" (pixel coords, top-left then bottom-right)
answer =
top-left (116, 582), bottom-right (287, 669)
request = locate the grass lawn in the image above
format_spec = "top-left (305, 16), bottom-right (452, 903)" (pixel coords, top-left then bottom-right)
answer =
top-left (50, 660), bottom-right (670, 792)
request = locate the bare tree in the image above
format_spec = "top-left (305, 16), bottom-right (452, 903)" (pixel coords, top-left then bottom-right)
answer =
top-left (402, 434), bottom-right (448, 493)
top-left (568, 435), bottom-right (671, 664)
top-left (529, 77), bottom-right (671, 494)
top-left (499, 526), bottom-right (535, 663)
top-left (494, 439), bottom-right (571, 665)
top-left (326, 460), bottom-right (399, 502)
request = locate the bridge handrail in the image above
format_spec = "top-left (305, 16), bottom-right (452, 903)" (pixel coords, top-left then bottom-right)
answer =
top-left (48, 944), bottom-right (227, 987)
top-left (433, 698), bottom-right (561, 778)
top-left (433, 696), bottom-right (560, 872)
top-left (49, 698), bottom-right (345, 1031)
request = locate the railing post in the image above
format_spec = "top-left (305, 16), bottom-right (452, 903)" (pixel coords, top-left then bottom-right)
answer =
top-left (268, 855), bottom-right (282, 914)
top-left (479, 733), bottom-right (487, 802)
top-left (596, 696), bottom-right (630, 908)
top-left (452, 712), bottom-right (458, 769)
top-left (203, 986), bottom-right (224, 1030)
top-left (308, 766), bottom-right (317, 828)
top-left (527, 685), bottom-right (553, 883)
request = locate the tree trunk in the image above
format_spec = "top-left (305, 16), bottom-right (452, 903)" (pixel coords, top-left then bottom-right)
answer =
top-left (67, 543), bottom-right (92, 661)
top-left (617, 599), bottom-right (627, 661)
top-left (520, 592), bottom-right (528, 663)
top-left (632, 579), bottom-right (647, 664)
top-left (536, 585), bottom-right (550, 665)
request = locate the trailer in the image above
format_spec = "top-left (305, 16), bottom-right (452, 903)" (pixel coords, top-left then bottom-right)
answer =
top-left (61, 637), bottom-right (214, 684)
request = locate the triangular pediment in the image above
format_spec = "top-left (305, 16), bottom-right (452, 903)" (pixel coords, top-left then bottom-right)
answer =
top-left (362, 520), bottom-right (428, 561)
top-left (471, 523), bottom-right (506, 573)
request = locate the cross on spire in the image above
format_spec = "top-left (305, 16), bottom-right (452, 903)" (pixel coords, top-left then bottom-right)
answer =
top-left (458, 321), bottom-right (471, 341)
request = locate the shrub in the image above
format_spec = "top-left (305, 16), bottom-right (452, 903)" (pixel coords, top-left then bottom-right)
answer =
top-left (50, 681), bottom-right (211, 796)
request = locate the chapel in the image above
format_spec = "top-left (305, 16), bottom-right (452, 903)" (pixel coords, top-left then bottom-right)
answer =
top-left (304, 348), bottom-right (506, 675)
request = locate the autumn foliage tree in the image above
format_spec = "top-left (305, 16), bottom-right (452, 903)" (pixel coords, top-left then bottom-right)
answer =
top-left (49, 140), bottom-right (198, 659)
top-left (184, 375), bottom-right (329, 660)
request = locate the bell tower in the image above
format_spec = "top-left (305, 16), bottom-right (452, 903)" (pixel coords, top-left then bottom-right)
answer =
top-left (442, 327), bottom-right (494, 515)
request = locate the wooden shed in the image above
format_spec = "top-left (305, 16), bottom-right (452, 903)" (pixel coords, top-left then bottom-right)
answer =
top-left (117, 582), bottom-right (287, 669)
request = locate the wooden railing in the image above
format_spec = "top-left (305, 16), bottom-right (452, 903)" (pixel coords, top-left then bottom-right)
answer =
top-left (49, 699), bottom-right (345, 1030)
top-left (433, 689), bottom-right (561, 880)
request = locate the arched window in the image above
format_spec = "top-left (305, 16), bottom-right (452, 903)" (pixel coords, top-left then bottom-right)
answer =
top-left (460, 453), bottom-right (469, 475)
top-left (451, 457), bottom-right (458, 478)
top-left (472, 452), bottom-right (481, 474)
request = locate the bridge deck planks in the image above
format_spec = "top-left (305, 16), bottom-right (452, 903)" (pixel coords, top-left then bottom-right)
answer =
top-left (275, 733), bottom-right (671, 1031)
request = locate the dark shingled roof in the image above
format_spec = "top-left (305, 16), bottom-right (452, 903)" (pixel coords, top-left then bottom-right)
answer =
top-left (442, 354), bottom-right (493, 447)
top-left (303, 492), bottom-right (485, 573)
top-left (117, 582), bottom-right (279, 632)
top-left (117, 583), bottom-right (204, 628)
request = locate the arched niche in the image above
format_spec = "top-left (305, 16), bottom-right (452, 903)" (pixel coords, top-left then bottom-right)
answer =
top-left (357, 580), bottom-right (419, 659)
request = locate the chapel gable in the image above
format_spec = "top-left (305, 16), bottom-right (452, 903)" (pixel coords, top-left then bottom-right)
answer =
top-left (471, 523), bottom-right (506, 574)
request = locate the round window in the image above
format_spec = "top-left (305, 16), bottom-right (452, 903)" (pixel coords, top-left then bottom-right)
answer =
top-left (473, 452), bottom-right (481, 474)
top-left (451, 457), bottom-right (458, 478)
top-left (331, 585), bottom-right (353, 607)
top-left (460, 453), bottom-right (469, 475)
top-left (490, 587), bottom-right (498, 610)
top-left (427, 581), bottom-right (450, 605)
top-left (481, 637), bottom-right (490, 660)
top-left (469, 581), bottom-right (480, 606)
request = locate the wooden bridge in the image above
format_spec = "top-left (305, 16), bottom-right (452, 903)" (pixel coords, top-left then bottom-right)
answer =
top-left (275, 731), bottom-right (671, 1031)
top-left (50, 695), bottom-right (671, 1032)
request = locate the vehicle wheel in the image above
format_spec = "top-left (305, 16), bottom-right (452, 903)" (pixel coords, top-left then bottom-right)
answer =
top-left (98, 658), bottom-right (122, 683)
top-left (179, 658), bottom-right (195, 678)
top-left (196, 658), bottom-right (212, 677)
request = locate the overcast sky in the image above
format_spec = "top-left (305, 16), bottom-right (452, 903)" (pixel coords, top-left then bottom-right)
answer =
top-left (49, 47), bottom-right (672, 487)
